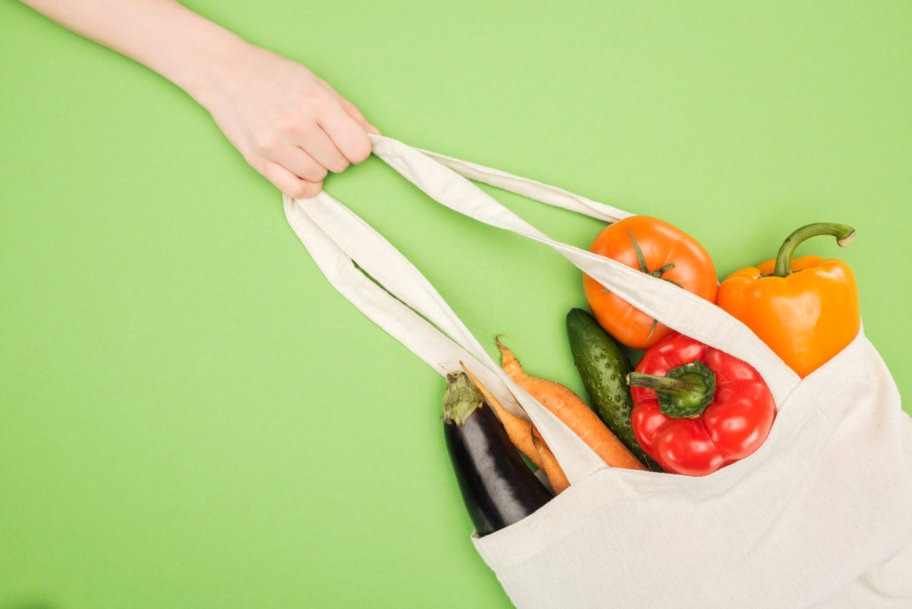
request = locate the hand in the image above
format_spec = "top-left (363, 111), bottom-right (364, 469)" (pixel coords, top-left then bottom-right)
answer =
top-left (199, 44), bottom-right (378, 198)
top-left (19, 0), bottom-right (376, 198)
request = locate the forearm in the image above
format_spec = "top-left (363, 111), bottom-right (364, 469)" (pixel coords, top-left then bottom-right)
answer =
top-left (19, 0), bottom-right (247, 106)
top-left (20, 0), bottom-right (375, 199)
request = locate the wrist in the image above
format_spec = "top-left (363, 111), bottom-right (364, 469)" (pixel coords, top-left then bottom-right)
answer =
top-left (139, 5), bottom-right (252, 109)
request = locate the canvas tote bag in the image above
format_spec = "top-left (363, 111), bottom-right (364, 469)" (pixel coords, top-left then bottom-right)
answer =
top-left (283, 135), bottom-right (912, 609)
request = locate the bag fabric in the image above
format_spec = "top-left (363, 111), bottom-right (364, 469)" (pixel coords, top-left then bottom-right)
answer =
top-left (283, 135), bottom-right (912, 609)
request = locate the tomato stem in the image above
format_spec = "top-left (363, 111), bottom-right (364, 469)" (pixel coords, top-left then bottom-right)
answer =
top-left (627, 361), bottom-right (717, 418)
top-left (772, 222), bottom-right (856, 278)
top-left (629, 228), bottom-right (676, 279)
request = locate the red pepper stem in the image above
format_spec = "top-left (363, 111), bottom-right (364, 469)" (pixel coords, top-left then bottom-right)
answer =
top-left (626, 372), bottom-right (694, 393)
top-left (627, 361), bottom-right (717, 418)
top-left (772, 222), bottom-right (856, 278)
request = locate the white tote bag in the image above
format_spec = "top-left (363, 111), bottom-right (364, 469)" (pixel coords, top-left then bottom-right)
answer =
top-left (283, 135), bottom-right (912, 609)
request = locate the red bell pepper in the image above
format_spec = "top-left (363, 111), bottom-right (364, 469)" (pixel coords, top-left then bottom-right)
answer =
top-left (627, 333), bottom-right (776, 476)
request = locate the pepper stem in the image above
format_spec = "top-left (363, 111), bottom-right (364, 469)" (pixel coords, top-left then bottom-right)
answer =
top-left (772, 222), bottom-right (856, 278)
top-left (443, 372), bottom-right (484, 426)
top-left (627, 361), bottom-right (717, 418)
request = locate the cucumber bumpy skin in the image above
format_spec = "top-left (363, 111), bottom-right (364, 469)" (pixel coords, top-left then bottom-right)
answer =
top-left (566, 308), bottom-right (661, 471)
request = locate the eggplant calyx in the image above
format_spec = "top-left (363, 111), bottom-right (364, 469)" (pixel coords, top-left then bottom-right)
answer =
top-left (443, 371), bottom-right (484, 426)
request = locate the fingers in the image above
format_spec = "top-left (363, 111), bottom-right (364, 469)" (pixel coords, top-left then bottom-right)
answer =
top-left (255, 113), bottom-right (369, 198)
top-left (337, 95), bottom-right (380, 135)
top-left (315, 109), bottom-right (372, 167)
top-left (286, 122), bottom-right (344, 174)
top-left (260, 161), bottom-right (323, 199)
top-left (243, 81), bottom-right (377, 198)
top-left (278, 145), bottom-right (328, 183)
top-left (305, 81), bottom-right (374, 166)
top-left (199, 46), bottom-right (375, 198)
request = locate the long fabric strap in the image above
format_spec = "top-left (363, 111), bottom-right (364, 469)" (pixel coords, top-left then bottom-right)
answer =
top-left (414, 146), bottom-right (632, 223)
top-left (369, 136), bottom-right (800, 399)
top-left (283, 135), bottom-right (802, 481)
top-left (284, 194), bottom-right (609, 483)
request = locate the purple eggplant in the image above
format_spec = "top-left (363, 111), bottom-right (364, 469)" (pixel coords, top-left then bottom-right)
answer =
top-left (443, 371), bottom-right (553, 536)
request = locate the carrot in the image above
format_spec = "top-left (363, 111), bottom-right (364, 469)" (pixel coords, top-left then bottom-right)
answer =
top-left (497, 338), bottom-right (646, 471)
top-left (460, 363), bottom-right (543, 469)
top-left (531, 426), bottom-right (570, 494)
top-left (461, 363), bottom-right (570, 492)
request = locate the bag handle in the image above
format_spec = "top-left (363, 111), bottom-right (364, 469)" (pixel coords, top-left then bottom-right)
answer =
top-left (414, 146), bottom-right (632, 223)
top-left (284, 192), bottom-right (610, 484)
top-left (283, 135), bottom-right (802, 480)
top-left (369, 135), bottom-right (801, 403)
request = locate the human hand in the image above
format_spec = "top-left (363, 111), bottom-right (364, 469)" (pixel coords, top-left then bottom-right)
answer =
top-left (196, 44), bottom-right (378, 198)
top-left (19, 0), bottom-right (375, 199)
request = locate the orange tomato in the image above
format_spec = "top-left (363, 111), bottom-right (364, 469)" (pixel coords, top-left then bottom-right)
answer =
top-left (583, 215), bottom-right (718, 350)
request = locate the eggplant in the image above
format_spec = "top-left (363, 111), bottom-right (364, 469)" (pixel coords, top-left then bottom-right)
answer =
top-left (443, 371), bottom-right (553, 536)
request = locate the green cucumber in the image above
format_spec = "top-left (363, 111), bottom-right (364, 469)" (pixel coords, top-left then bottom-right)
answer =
top-left (566, 308), bottom-right (661, 471)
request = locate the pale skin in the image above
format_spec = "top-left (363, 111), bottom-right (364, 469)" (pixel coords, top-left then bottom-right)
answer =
top-left (19, 0), bottom-right (378, 198)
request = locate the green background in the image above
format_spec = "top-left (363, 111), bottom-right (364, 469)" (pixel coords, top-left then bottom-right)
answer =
top-left (2, 2), bottom-right (910, 607)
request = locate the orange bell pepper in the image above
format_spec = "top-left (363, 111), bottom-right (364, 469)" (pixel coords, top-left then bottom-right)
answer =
top-left (716, 223), bottom-right (860, 378)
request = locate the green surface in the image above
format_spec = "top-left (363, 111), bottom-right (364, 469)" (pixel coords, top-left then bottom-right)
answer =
top-left (2, 2), bottom-right (911, 607)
